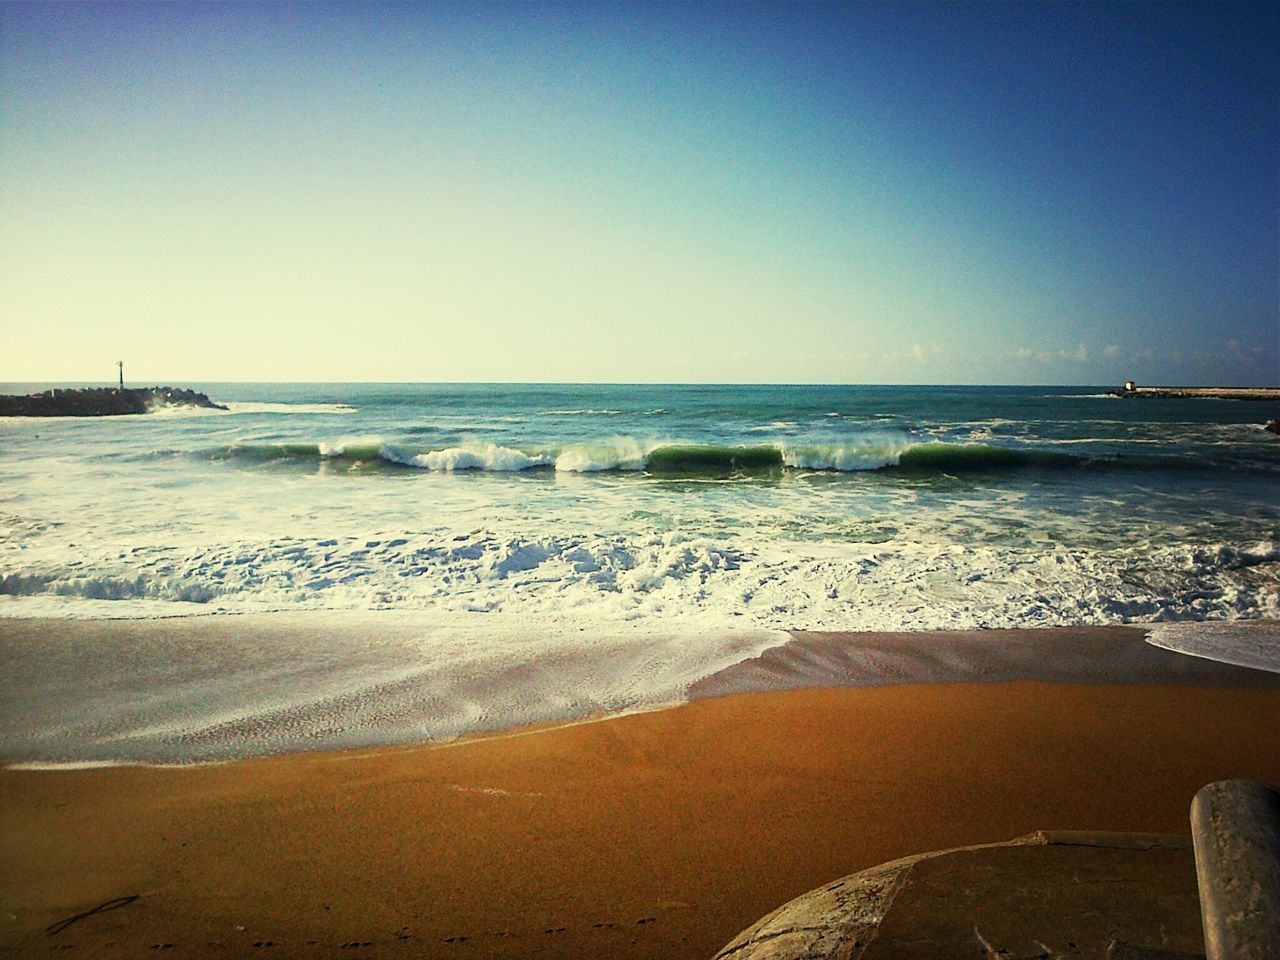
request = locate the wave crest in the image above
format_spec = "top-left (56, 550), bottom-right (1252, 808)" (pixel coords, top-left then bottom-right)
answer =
top-left (184, 436), bottom-right (1262, 479)
top-left (554, 438), bottom-right (650, 472)
top-left (405, 444), bottom-right (552, 472)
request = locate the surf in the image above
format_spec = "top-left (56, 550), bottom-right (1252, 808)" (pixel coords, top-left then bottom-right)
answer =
top-left (184, 437), bottom-right (1243, 478)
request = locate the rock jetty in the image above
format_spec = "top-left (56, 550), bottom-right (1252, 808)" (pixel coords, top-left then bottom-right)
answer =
top-left (0, 386), bottom-right (227, 417)
top-left (1108, 384), bottom-right (1280, 401)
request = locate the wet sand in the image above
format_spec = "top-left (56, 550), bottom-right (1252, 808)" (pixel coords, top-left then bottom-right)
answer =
top-left (5, 674), bottom-right (1280, 958)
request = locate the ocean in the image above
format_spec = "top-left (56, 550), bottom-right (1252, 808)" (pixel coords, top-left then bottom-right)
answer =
top-left (3, 382), bottom-right (1279, 763)
top-left (2, 382), bottom-right (1278, 628)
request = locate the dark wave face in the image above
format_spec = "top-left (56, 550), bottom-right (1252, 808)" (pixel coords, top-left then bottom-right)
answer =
top-left (173, 436), bottom-right (1278, 481)
top-left (643, 444), bottom-right (784, 476)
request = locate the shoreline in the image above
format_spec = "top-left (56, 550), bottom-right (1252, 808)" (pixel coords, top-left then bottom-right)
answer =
top-left (3, 617), bottom-right (1280, 768)
top-left (0, 613), bottom-right (785, 766)
top-left (4, 678), bottom-right (1280, 958)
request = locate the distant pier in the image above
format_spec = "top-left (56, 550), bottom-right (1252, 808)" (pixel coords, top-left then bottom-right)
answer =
top-left (1108, 384), bottom-right (1280, 402)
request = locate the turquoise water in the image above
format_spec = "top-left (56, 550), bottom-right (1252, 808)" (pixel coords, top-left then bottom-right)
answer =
top-left (1, 383), bottom-right (1277, 628)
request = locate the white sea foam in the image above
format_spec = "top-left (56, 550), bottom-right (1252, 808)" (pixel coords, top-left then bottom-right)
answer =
top-left (781, 441), bottom-right (910, 471)
top-left (3, 531), bottom-right (1276, 630)
top-left (4, 540), bottom-right (1277, 764)
top-left (221, 401), bottom-right (358, 415)
top-left (553, 438), bottom-right (652, 472)
top-left (409, 443), bottom-right (554, 471)
top-left (142, 404), bottom-right (230, 419)
top-left (0, 612), bottom-right (784, 763)
top-left (1145, 619), bottom-right (1280, 674)
top-left (137, 401), bottom-right (360, 419)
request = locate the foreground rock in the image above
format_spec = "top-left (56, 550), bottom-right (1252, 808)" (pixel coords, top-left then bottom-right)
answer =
top-left (0, 386), bottom-right (227, 417)
top-left (711, 831), bottom-right (1204, 959)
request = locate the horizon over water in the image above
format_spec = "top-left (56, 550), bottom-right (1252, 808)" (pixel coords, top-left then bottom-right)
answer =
top-left (2, 381), bottom-right (1278, 762)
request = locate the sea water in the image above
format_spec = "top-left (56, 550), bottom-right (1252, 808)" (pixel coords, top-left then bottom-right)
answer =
top-left (3, 383), bottom-right (1278, 762)
top-left (2, 382), bottom-right (1277, 628)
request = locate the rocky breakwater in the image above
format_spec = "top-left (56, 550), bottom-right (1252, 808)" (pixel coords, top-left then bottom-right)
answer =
top-left (1108, 385), bottom-right (1280, 402)
top-left (0, 386), bottom-right (228, 417)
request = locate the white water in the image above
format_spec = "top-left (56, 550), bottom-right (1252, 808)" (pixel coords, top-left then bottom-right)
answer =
top-left (3, 521), bottom-right (1277, 629)
top-left (1146, 620), bottom-right (1280, 674)
top-left (0, 612), bottom-right (783, 763)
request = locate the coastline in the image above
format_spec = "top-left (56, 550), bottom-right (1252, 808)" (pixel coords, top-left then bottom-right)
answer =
top-left (5, 616), bottom-right (1280, 767)
top-left (0, 613), bottom-right (786, 766)
top-left (3, 620), bottom-right (1280, 957)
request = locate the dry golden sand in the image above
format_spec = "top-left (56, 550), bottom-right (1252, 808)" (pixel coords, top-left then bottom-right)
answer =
top-left (4, 678), bottom-right (1280, 958)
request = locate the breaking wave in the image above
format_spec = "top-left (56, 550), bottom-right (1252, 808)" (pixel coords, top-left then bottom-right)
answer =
top-left (186, 437), bottom-right (1254, 478)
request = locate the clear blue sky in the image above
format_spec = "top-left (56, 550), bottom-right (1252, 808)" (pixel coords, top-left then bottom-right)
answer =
top-left (2, 1), bottom-right (1276, 384)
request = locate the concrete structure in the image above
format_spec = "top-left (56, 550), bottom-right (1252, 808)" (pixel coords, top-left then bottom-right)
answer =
top-left (715, 780), bottom-right (1280, 960)
top-left (712, 832), bottom-right (1203, 959)
top-left (1191, 781), bottom-right (1280, 960)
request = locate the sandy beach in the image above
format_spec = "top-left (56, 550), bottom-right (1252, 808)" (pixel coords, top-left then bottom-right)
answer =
top-left (4, 624), bottom-right (1280, 959)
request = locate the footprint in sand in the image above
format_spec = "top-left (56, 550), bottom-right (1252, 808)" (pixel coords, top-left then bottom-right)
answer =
top-left (635, 917), bottom-right (656, 925)
top-left (444, 935), bottom-right (467, 944)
